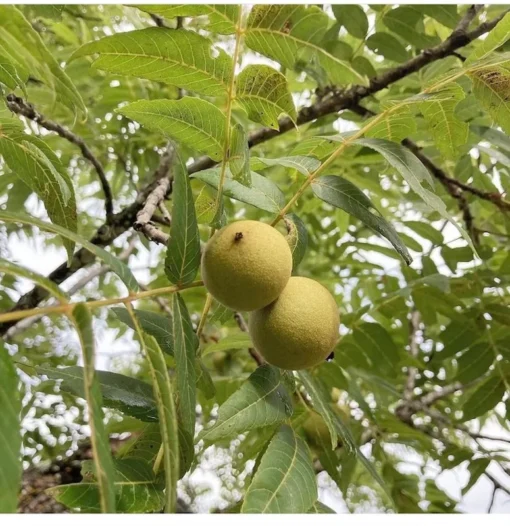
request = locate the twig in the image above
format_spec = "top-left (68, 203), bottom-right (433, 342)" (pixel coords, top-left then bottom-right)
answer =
top-left (420, 382), bottom-right (464, 406)
top-left (487, 484), bottom-right (498, 513)
top-left (6, 94), bottom-right (114, 221)
top-left (133, 145), bottom-right (175, 245)
top-left (234, 312), bottom-right (265, 366)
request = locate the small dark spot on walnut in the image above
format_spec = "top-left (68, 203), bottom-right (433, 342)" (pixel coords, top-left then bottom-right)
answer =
top-left (234, 232), bottom-right (244, 242)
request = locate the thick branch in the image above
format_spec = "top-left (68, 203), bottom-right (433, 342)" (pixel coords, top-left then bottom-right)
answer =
top-left (2, 9), bottom-right (507, 335)
top-left (6, 94), bottom-right (114, 221)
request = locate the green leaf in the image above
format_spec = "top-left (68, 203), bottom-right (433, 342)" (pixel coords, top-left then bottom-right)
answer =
top-left (242, 425), bottom-right (317, 513)
top-left (236, 64), bottom-right (296, 130)
top-left (113, 308), bottom-right (173, 355)
top-left (199, 365), bottom-right (293, 442)
top-left (353, 322), bottom-right (401, 377)
top-left (202, 332), bottom-right (253, 356)
top-left (412, 5), bottom-right (459, 29)
top-left (70, 28), bottom-right (232, 97)
top-left (138, 333), bottom-right (179, 512)
top-left (0, 126), bottom-right (77, 262)
top-left (172, 293), bottom-right (198, 439)
top-left (297, 371), bottom-right (348, 450)
top-left (354, 138), bottom-right (475, 252)
top-left (0, 211), bottom-right (139, 292)
top-left (49, 459), bottom-right (165, 513)
top-left (245, 5), bottom-right (366, 86)
top-left (71, 304), bottom-right (116, 513)
top-left (0, 258), bottom-right (69, 302)
top-left (37, 365), bottom-right (158, 422)
top-left (419, 84), bottom-right (469, 160)
top-left (366, 32), bottom-right (409, 62)
top-left (135, 5), bottom-right (238, 34)
top-left (0, 54), bottom-right (26, 91)
top-left (466, 12), bottom-right (510, 65)
top-left (0, 343), bottom-right (21, 513)
top-left (118, 98), bottom-right (225, 161)
top-left (383, 7), bottom-right (438, 49)
top-left (462, 374), bottom-right (505, 421)
top-left (307, 501), bottom-right (336, 514)
top-left (455, 342), bottom-right (494, 383)
top-left (250, 155), bottom-right (320, 177)
top-left (0, 6), bottom-right (84, 114)
top-left (366, 103), bottom-right (416, 142)
top-left (462, 458), bottom-right (490, 497)
top-left (438, 321), bottom-right (480, 360)
top-left (284, 213), bottom-right (308, 272)
top-left (193, 167), bottom-right (285, 213)
top-left (332, 5), bottom-right (369, 39)
top-left (230, 123), bottom-right (251, 186)
top-left (312, 175), bottom-right (412, 265)
top-left (469, 65), bottom-right (510, 135)
top-left (165, 154), bottom-right (200, 286)
top-left (486, 304), bottom-right (510, 325)
top-left (404, 221), bottom-right (444, 246)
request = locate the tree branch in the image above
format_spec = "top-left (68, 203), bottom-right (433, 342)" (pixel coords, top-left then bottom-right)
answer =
top-left (133, 145), bottom-right (175, 245)
top-left (2, 8), bottom-right (507, 336)
top-left (5, 94), bottom-right (115, 221)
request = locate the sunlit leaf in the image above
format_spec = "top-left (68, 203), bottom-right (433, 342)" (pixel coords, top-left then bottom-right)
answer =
top-left (236, 64), bottom-right (296, 130)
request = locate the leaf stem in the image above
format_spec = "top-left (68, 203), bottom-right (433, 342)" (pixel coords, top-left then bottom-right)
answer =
top-left (0, 280), bottom-right (204, 324)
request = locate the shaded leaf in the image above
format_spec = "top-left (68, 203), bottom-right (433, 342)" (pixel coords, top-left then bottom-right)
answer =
top-left (455, 342), bottom-right (494, 383)
top-left (199, 365), bottom-right (293, 442)
top-left (172, 293), bottom-right (198, 438)
top-left (312, 175), bottom-right (412, 264)
top-left (332, 5), bottom-right (369, 39)
top-left (230, 123), bottom-right (251, 186)
top-left (462, 374), bottom-right (505, 421)
top-left (354, 138), bottom-right (475, 251)
top-left (165, 155), bottom-right (200, 286)
top-left (38, 365), bottom-right (158, 422)
top-left (0, 125), bottom-right (77, 261)
top-left (242, 425), bottom-right (317, 513)
top-left (0, 343), bottom-right (21, 513)
top-left (71, 304), bottom-right (116, 513)
top-left (250, 155), bottom-right (320, 177)
top-left (193, 167), bottom-right (285, 213)
top-left (0, 6), bottom-right (84, 113)
top-left (284, 213), bottom-right (308, 272)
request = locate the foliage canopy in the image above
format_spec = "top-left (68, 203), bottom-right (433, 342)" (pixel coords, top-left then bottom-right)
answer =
top-left (1, 3), bottom-right (510, 514)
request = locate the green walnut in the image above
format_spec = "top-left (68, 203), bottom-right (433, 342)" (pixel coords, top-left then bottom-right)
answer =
top-left (201, 220), bottom-right (292, 311)
top-left (248, 276), bottom-right (340, 370)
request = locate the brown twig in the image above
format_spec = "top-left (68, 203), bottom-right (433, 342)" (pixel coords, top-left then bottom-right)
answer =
top-left (133, 145), bottom-right (175, 245)
top-left (5, 94), bottom-right (114, 221)
top-left (234, 312), bottom-right (265, 366)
